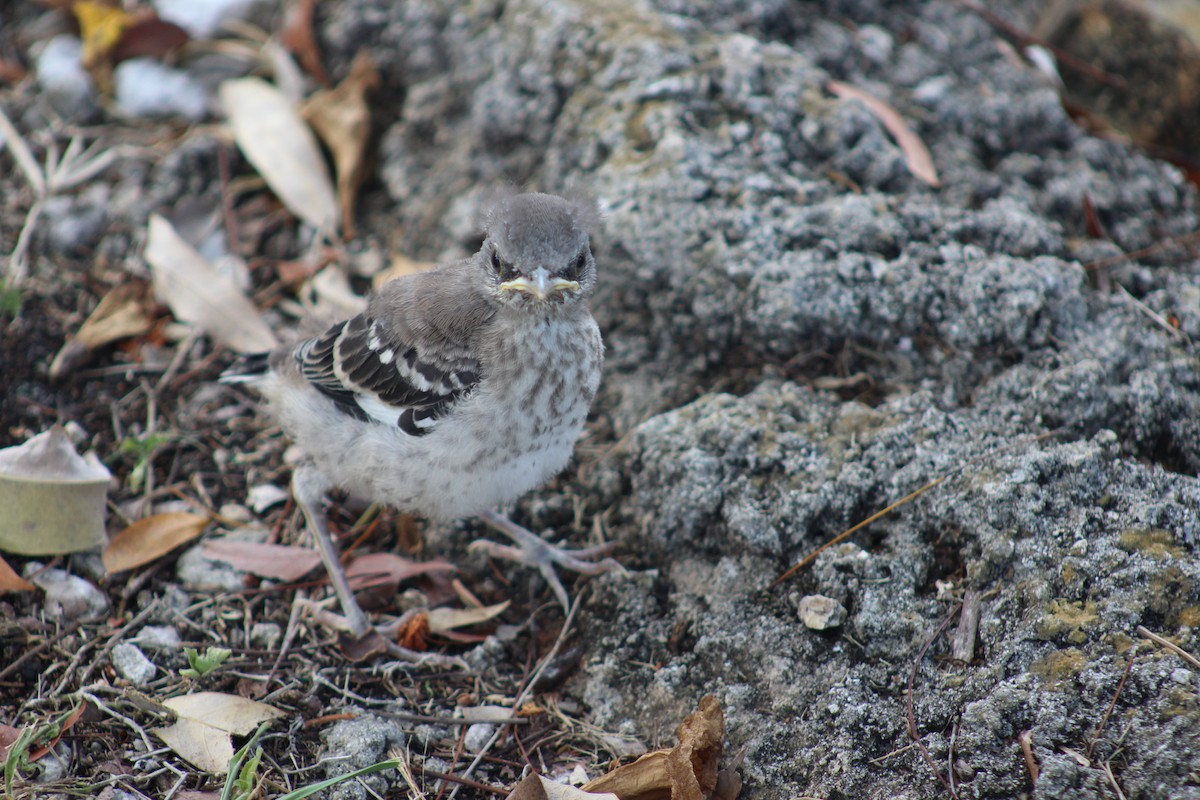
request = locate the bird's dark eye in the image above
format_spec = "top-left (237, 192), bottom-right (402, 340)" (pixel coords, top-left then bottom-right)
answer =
top-left (564, 251), bottom-right (587, 280)
top-left (491, 250), bottom-right (514, 281)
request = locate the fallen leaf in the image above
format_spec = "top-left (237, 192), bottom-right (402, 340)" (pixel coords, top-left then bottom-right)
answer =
top-left (826, 80), bottom-right (940, 187)
top-left (668, 696), bottom-right (723, 800)
top-left (426, 600), bottom-right (510, 633)
top-left (104, 512), bottom-right (209, 574)
top-left (301, 51), bottom-right (379, 238)
top-left (507, 773), bottom-right (620, 800)
top-left (220, 77), bottom-right (338, 232)
top-left (202, 539), bottom-right (321, 582)
top-left (49, 282), bottom-right (154, 380)
top-left (155, 692), bottom-right (283, 774)
top-left (307, 266), bottom-right (368, 318)
top-left (0, 555), bottom-right (36, 593)
top-left (144, 214), bottom-right (279, 353)
top-left (345, 552), bottom-right (457, 590)
top-left (0, 57), bottom-right (28, 85)
top-left (372, 252), bottom-right (437, 291)
top-left (111, 16), bottom-right (189, 64)
top-left (582, 697), bottom-right (731, 800)
top-left (280, 0), bottom-right (329, 87)
top-left (0, 426), bottom-right (110, 556)
top-left (74, 1), bottom-right (132, 69)
top-left (27, 704), bottom-right (87, 761)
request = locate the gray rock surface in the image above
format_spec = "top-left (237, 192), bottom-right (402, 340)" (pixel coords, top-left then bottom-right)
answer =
top-left (9, 0), bottom-right (1191, 796)
top-left (314, 0), bottom-right (1200, 798)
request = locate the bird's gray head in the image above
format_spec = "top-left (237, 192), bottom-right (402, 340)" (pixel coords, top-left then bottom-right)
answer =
top-left (478, 192), bottom-right (599, 313)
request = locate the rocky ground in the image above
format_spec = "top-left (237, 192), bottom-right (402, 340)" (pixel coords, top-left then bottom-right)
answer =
top-left (3, 1), bottom-right (1200, 799)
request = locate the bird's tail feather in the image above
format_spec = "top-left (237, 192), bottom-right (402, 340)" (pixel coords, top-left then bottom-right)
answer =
top-left (220, 352), bottom-right (271, 384)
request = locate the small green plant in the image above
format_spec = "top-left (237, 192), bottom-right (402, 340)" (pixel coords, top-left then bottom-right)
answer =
top-left (180, 646), bottom-right (233, 679)
top-left (221, 722), bottom-right (402, 800)
top-left (3, 705), bottom-right (82, 798)
top-left (114, 431), bottom-right (172, 493)
top-left (0, 279), bottom-right (21, 319)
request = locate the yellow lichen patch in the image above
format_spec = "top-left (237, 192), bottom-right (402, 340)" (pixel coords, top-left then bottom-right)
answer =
top-left (1035, 598), bottom-right (1100, 644)
top-left (1106, 632), bottom-right (1135, 655)
top-left (1149, 566), bottom-right (1196, 627)
top-left (1117, 528), bottom-right (1184, 560)
top-left (1176, 606), bottom-right (1200, 628)
top-left (1031, 647), bottom-right (1087, 689)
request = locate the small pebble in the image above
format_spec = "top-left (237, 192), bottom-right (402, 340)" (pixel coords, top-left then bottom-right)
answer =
top-left (798, 594), bottom-right (847, 630)
top-left (463, 723), bottom-right (496, 753)
top-left (112, 643), bottom-right (158, 685)
top-left (134, 625), bottom-right (183, 651)
top-left (26, 565), bottom-right (109, 619)
top-left (114, 58), bottom-right (208, 120)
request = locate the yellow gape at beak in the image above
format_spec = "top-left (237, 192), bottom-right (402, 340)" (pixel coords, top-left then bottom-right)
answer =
top-left (500, 267), bottom-right (580, 300)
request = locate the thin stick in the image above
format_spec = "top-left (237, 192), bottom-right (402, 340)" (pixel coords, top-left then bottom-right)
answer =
top-left (447, 591), bottom-right (584, 799)
top-left (906, 602), bottom-right (962, 799)
top-left (1018, 730), bottom-right (1039, 785)
top-left (1086, 648), bottom-right (1135, 759)
top-left (774, 477), bottom-right (945, 586)
top-left (1135, 625), bottom-right (1200, 669)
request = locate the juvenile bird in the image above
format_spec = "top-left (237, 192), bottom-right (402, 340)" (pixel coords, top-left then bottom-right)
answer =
top-left (223, 192), bottom-right (619, 641)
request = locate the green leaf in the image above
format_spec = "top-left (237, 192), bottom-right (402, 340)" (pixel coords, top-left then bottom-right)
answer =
top-left (180, 646), bottom-right (233, 679)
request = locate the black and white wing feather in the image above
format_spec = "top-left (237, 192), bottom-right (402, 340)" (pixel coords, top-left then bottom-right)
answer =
top-left (296, 304), bottom-right (481, 437)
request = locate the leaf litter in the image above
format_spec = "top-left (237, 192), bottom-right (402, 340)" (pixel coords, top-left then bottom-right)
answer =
top-left (0, 7), bottom-right (705, 799)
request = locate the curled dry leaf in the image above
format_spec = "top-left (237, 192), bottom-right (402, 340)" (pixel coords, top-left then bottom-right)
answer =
top-left (507, 773), bottom-right (620, 800)
top-left (281, 0), bottom-right (330, 86)
top-left (0, 555), bottom-right (36, 593)
top-left (0, 426), bottom-right (111, 556)
top-left (826, 80), bottom-right (940, 187)
top-left (49, 281), bottom-right (154, 380)
top-left (301, 50), bottom-right (380, 238)
top-left (145, 214), bottom-right (278, 353)
top-left (220, 77), bottom-right (338, 232)
top-left (154, 692), bottom-right (283, 774)
top-left (582, 696), bottom-right (733, 800)
top-left (103, 512), bottom-right (210, 574)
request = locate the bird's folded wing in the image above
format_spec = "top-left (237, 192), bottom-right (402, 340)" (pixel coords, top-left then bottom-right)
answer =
top-left (296, 303), bottom-right (481, 436)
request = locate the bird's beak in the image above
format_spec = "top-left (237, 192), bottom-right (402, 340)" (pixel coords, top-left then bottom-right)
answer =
top-left (500, 267), bottom-right (580, 300)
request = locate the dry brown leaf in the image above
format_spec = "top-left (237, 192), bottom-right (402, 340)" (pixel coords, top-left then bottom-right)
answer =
top-left (372, 252), bottom-right (437, 291)
top-left (111, 16), bottom-right (189, 64)
top-left (344, 552), bottom-right (457, 590)
top-left (220, 77), bottom-right (338, 232)
top-left (281, 0), bottom-right (329, 86)
top-left (49, 282), bottom-right (154, 380)
top-left (668, 696), bottom-right (724, 800)
top-left (826, 80), bottom-right (940, 187)
top-left (0, 555), bottom-right (35, 593)
top-left (202, 539), bottom-right (321, 582)
top-left (155, 692), bottom-right (282, 774)
top-left (103, 512), bottom-right (209, 574)
top-left (426, 600), bottom-right (510, 633)
top-left (145, 214), bottom-right (279, 353)
top-left (582, 697), bottom-right (730, 800)
top-left (507, 773), bottom-right (620, 800)
top-left (0, 426), bottom-right (111, 556)
top-left (301, 51), bottom-right (380, 239)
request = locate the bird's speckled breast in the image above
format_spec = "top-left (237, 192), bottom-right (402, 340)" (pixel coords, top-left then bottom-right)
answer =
top-left (338, 311), bottom-right (603, 520)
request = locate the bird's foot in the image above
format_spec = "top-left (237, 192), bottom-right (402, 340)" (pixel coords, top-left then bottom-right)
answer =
top-left (292, 467), bottom-right (467, 668)
top-left (471, 510), bottom-right (626, 610)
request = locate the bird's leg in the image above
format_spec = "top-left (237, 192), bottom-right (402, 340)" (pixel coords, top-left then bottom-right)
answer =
top-left (292, 465), bottom-right (373, 637)
top-left (471, 510), bottom-right (624, 610)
